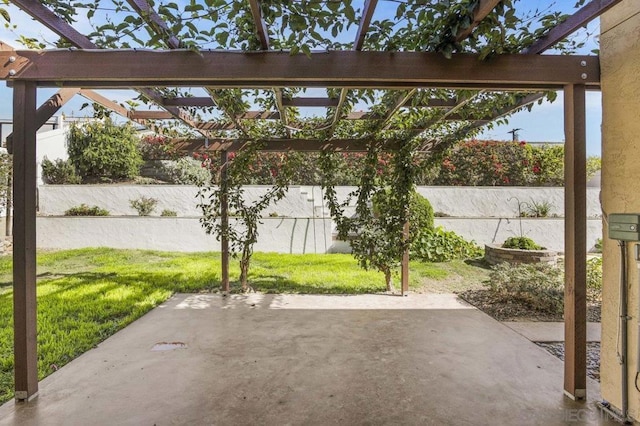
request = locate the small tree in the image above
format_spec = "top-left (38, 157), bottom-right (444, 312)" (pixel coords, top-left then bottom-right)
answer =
top-left (197, 147), bottom-right (300, 291)
top-left (67, 119), bottom-right (142, 182)
top-left (322, 139), bottom-right (418, 292)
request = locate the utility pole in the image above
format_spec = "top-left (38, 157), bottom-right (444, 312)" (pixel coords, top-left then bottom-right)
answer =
top-left (508, 128), bottom-right (522, 142)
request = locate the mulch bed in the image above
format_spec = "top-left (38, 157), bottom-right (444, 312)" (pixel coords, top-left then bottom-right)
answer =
top-left (458, 289), bottom-right (601, 322)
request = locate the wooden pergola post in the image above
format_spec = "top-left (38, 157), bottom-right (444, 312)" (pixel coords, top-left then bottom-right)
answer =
top-left (12, 81), bottom-right (38, 401)
top-left (401, 220), bottom-right (409, 296)
top-left (563, 83), bottom-right (587, 400)
top-left (220, 150), bottom-right (230, 293)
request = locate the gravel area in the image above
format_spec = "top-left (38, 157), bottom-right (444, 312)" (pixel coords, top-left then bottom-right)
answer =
top-left (537, 342), bottom-right (601, 382)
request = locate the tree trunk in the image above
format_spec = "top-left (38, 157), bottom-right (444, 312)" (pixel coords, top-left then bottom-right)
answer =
top-left (384, 269), bottom-right (394, 292)
top-left (240, 254), bottom-right (250, 291)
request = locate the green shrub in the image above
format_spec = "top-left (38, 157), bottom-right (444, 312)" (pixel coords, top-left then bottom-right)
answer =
top-left (130, 196), bottom-right (158, 216)
top-left (41, 157), bottom-right (81, 184)
top-left (373, 190), bottom-right (434, 236)
top-left (166, 157), bottom-right (211, 185)
top-left (587, 257), bottom-right (602, 301)
top-left (502, 236), bottom-right (544, 250)
top-left (67, 119), bottom-right (142, 181)
top-left (485, 258), bottom-right (603, 314)
top-left (160, 209), bottom-right (177, 217)
top-left (139, 134), bottom-right (179, 161)
top-left (0, 152), bottom-right (11, 210)
top-left (64, 204), bottom-right (109, 216)
top-left (412, 226), bottom-right (483, 262)
top-left (524, 200), bottom-right (553, 218)
top-left (592, 238), bottom-right (603, 253)
top-left (485, 263), bottom-right (564, 314)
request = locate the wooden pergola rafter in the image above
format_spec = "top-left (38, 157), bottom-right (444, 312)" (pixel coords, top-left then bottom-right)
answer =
top-left (2, 0), bottom-right (624, 406)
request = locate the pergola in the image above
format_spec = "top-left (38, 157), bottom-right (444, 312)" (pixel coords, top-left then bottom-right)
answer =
top-left (0, 0), bottom-right (620, 404)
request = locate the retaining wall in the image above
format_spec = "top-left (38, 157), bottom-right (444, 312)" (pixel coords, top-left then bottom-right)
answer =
top-left (37, 217), bottom-right (334, 254)
top-left (35, 185), bottom-right (604, 253)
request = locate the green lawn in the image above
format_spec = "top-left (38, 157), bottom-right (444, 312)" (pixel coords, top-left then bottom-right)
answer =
top-left (0, 248), bottom-right (489, 403)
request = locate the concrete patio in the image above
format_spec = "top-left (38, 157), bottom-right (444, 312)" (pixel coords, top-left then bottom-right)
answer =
top-left (0, 294), bottom-right (616, 425)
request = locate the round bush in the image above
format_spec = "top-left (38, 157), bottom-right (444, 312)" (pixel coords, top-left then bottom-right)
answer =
top-left (502, 236), bottom-right (544, 250)
top-left (67, 119), bottom-right (142, 182)
top-left (373, 190), bottom-right (434, 235)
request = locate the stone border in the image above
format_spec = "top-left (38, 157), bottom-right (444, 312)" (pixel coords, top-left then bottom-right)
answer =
top-left (484, 244), bottom-right (558, 266)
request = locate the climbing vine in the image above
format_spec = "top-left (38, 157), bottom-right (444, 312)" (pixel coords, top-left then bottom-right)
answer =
top-left (318, 133), bottom-right (419, 291)
top-left (197, 143), bottom-right (302, 291)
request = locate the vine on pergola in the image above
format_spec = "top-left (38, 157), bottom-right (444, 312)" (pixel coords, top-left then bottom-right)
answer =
top-left (2, 0), bottom-right (600, 290)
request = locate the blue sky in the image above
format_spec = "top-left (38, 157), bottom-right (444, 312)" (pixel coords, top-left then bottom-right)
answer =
top-left (0, 0), bottom-right (604, 156)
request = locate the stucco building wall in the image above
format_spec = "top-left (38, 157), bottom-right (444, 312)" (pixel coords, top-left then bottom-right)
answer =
top-left (600, 0), bottom-right (640, 419)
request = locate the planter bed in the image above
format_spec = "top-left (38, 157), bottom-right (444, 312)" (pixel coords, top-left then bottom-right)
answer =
top-left (484, 244), bottom-right (558, 266)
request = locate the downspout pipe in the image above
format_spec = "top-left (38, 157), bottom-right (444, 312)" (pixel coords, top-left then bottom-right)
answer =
top-left (620, 241), bottom-right (629, 422)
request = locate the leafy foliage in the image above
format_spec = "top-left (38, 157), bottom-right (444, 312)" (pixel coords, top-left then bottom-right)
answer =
top-left (67, 120), bottom-right (142, 182)
top-left (139, 134), bottom-right (180, 161)
top-left (0, 7), bottom-right (10, 24)
top-left (485, 263), bottom-right (564, 314)
top-left (502, 236), bottom-right (544, 250)
top-left (522, 200), bottom-right (554, 218)
top-left (64, 204), bottom-right (109, 216)
top-left (41, 157), bottom-right (81, 184)
top-left (484, 256), bottom-right (603, 315)
top-left (0, 152), bottom-right (11, 211)
top-left (130, 196), bottom-right (158, 216)
top-left (318, 136), bottom-right (419, 291)
top-left (373, 190), bottom-right (435, 237)
top-left (434, 140), bottom-right (564, 186)
top-left (587, 256), bottom-right (602, 302)
top-left (197, 146), bottom-right (302, 290)
top-left (160, 209), bottom-right (177, 217)
top-left (413, 227), bottom-right (483, 263)
top-left (165, 157), bottom-right (211, 185)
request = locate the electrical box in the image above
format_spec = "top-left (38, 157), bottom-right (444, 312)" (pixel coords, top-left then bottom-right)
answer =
top-left (609, 214), bottom-right (640, 241)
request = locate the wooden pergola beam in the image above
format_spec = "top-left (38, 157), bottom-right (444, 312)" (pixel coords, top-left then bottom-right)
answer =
top-left (2, 51), bottom-right (589, 89)
top-left (354, 0), bottom-right (378, 50)
top-left (126, 0), bottom-right (181, 49)
top-left (8, 0), bottom-right (206, 135)
top-left (283, 97), bottom-right (340, 107)
top-left (273, 88), bottom-right (291, 136)
top-left (382, 0), bottom-right (502, 138)
top-left (6, 88), bottom-right (80, 153)
top-left (172, 138), bottom-right (400, 153)
top-left (248, 0), bottom-right (270, 50)
top-left (0, 50), bottom-right (600, 88)
top-left (454, 0), bottom-right (501, 41)
top-left (78, 89), bottom-right (133, 120)
top-left (9, 0), bottom-right (95, 49)
top-left (523, 0), bottom-right (623, 54)
top-left (128, 110), bottom-right (172, 120)
top-left (162, 97), bottom-right (216, 107)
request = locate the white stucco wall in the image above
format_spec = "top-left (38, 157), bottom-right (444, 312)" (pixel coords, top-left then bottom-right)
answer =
top-left (301, 185), bottom-right (602, 218)
top-left (36, 185), bottom-right (604, 253)
top-left (39, 185), bottom-right (602, 218)
top-left (37, 216), bottom-right (334, 254)
top-left (38, 185), bottom-right (315, 217)
top-left (36, 127), bottom-right (68, 185)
